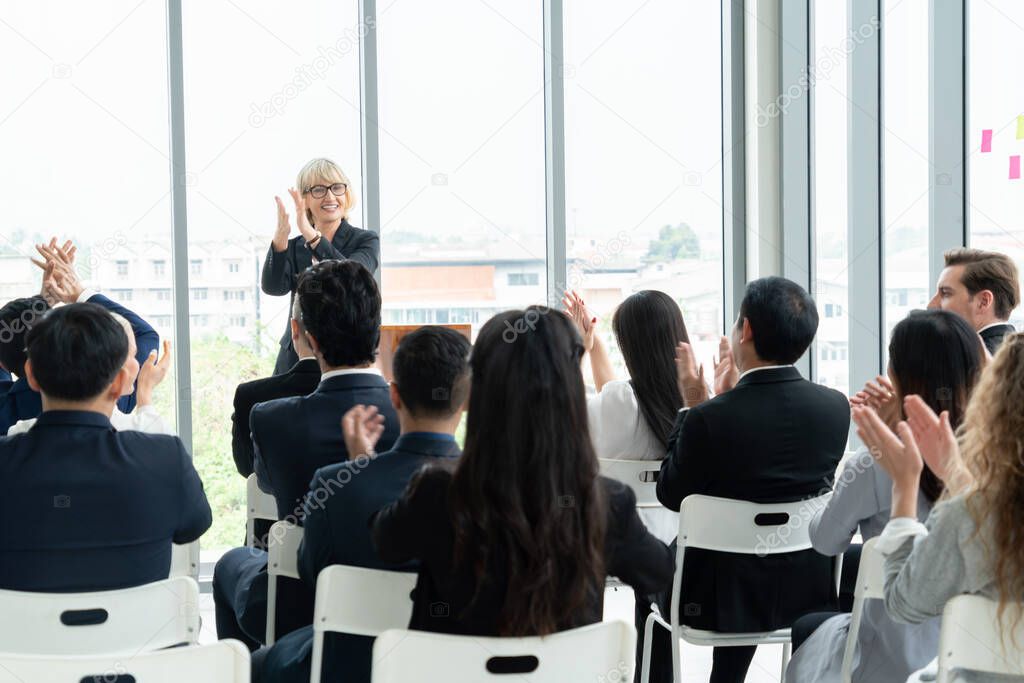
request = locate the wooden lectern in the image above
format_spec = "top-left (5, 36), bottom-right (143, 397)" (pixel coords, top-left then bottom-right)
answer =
top-left (374, 324), bottom-right (473, 382)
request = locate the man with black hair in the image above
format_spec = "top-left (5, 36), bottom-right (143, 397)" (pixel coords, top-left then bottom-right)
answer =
top-left (213, 260), bottom-right (399, 651)
top-left (252, 325), bottom-right (471, 683)
top-left (645, 276), bottom-right (850, 683)
top-left (0, 304), bottom-right (211, 591)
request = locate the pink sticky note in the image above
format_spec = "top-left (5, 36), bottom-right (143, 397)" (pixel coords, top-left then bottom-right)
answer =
top-left (1011, 155), bottom-right (1021, 180)
top-left (981, 129), bottom-right (993, 153)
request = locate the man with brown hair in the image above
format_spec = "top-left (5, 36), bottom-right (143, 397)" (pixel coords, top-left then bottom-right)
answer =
top-left (928, 248), bottom-right (1020, 353)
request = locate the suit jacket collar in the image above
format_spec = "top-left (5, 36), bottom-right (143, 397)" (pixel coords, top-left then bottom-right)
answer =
top-left (390, 432), bottom-right (461, 459)
top-left (735, 365), bottom-right (803, 387)
top-left (289, 358), bottom-right (322, 375)
top-left (980, 322), bottom-right (1015, 337)
top-left (316, 372), bottom-right (389, 393)
top-left (32, 410), bottom-right (115, 430)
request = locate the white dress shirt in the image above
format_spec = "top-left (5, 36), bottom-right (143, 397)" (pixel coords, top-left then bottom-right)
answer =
top-left (8, 405), bottom-right (174, 436)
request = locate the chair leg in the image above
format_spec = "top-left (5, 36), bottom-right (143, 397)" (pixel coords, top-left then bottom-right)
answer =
top-left (780, 642), bottom-right (791, 682)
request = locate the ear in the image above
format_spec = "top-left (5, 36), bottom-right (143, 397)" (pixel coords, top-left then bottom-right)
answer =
top-left (24, 359), bottom-right (41, 393)
top-left (389, 382), bottom-right (402, 411)
top-left (305, 330), bottom-right (321, 357)
top-left (290, 318), bottom-right (301, 343)
top-left (741, 317), bottom-right (754, 344)
top-left (975, 289), bottom-right (995, 314)
top-left (107, 365), bottom-right (133, 400)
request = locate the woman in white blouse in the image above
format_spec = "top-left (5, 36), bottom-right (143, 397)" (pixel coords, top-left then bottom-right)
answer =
top-left (8, 316), bottom-right (173, 436)
top-left (563, 289), bottom-right (688, 544)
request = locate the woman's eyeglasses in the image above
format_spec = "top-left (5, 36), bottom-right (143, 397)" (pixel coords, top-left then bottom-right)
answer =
top-left (304, 183), bottom-right (348, 199)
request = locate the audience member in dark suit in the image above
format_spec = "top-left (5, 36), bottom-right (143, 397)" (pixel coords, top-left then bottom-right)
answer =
top-left (253, 326), bottom-right (471, 683)
top-left (262, 158), bottom-right (380, 375)
top-left (0, 303), bottom-right (211, 591)
top-left (0, 369), bottom-right (11, 393)
top-left (214, 260), bottom-right (398, 652)
top-left (231, 316), bottom-right (321, 478)
top-left (927, 247), bottom-right (1020, 354)
top-left (1, 243), bottom-right (159, 434)
top-left (372, 309), bottom-right (674, 641)
top-left (645, 277), bottom-right (851, 683)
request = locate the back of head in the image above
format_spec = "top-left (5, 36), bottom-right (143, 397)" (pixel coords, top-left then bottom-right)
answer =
top-left (739, 276), bottom-right (818, 364)
top-left (612, 290), bottom-right (688, 447)
top-left (296, 260), bottom-right (381, 367)
top-left (0, 296), bottom-right (50, 378)
top-left (25, 303), bottom-right (129, 401)
top-left (453, 307), bottom-right (605, 636)
top-left (945, 248), bottom-right (1021, 320)
top-left (960, 333), bottom-right (1024, 619)
top-left (392, 326), bottom-right (470, 418)
top-left (888, 309), bottom-right (983, 501)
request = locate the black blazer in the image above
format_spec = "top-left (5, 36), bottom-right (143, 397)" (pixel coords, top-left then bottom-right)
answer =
top-left (656, 366), bottom-right (850, 631)
top-left (980, 322), bottom-right (1016, 355)
top-left (257, 434), bottom-right (461, 683)
top-left (230, 358), bottom-right (321, 477)
top-left (251, 372), bottom-right (399, 520)
top-left (0, 410), bottom-right (212, 592)
top-left (260, 222), bottom-right (380, 375)
top-left (372, 470), bottom-right (674, 636)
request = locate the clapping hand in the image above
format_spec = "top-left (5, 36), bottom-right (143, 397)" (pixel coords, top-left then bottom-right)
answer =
top-left (273, 196), bottom-right (292, 252)
top-left (676, 342), bottom-right (709, 407)
top-left (341, 405), bottom-right (386, 461)
top-left (561, 290), bottom-right (596, 353)
top-left (850, 375), bottom-right (900, 429)
top-left (852, 405), bottom-right (923, 496)
top-left (287, 188), bottom-right (317, 244)
top-left (136, 340), bottom-right (173, 407)
top-left (712, 336), bottom-right (739, 395)
top-left (903, 395), bottom-right (967, 490)
top-left (32, 238), bottom-right (83, 304)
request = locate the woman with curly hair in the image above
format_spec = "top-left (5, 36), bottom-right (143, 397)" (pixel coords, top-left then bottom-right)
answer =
top-left (853, 332), bottom-right (1024, 682)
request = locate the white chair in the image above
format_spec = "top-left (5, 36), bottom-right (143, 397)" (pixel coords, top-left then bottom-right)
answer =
top-left (599, 458), bottom-right (661, 507)
top-left (0, 576), bottom-right (199, 656)
top-left (266, 520), bottom-right (304, 645)
top-left (0, 639), bottom-right (250, 682)
top-left (170, 541), bottom-right (200, 580)
top-left (839, 538), bottom-right (884, 682)
top-left (370, 619), bottom-right (636, 682)
top-left (640, 493), bottom-right (840, 683)
top-left (937, 594), bottom-right (1024, 682)
top-left (311, 564), bottom-right (418, 683)
top-left (247, 472), bottom-right (279, 547)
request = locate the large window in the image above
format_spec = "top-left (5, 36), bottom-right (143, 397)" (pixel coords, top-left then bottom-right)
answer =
top-left (812, 0), bottom-right (851, 395)
top-left (882, 0), bottom-right (931, 345)
top-left (377, 2), bottom-right (547, 335)
top-left (968, 0), bottom-right (1024, 330)
top-left (0, 1), bottom-right (177, 424)
top-left (564, 0), bottom-right (724, 374)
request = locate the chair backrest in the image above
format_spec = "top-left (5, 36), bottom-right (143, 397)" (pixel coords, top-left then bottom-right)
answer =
top-left (938, 594), bottom-right (1024, 682)
top-left (676, 493), bottom-right (831, 555)
top-left (370, 620), bottom-right (635, 683)
top-left (599, 458), bottom-right (661, 507)
top-left (170, 541), bottom-right (199, 580)
top-left (265, 521), bottom-right (304, 645)
top-left (0, 576), bottom-right (199, 656)
top-left (247, 473), bottom-right (279, 546)
top-left (840, 538), bottom-right (884, 683)
top-left (0, 639), bottom-right (250, 682)
top-left (313, 564), bottom-right (417, 638)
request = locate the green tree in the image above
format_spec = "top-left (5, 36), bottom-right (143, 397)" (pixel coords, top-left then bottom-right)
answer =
top-left (646, 223), bottom-right (701, 262)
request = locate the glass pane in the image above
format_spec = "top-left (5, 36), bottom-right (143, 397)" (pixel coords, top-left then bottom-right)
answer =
top-left (182, 0), bottom-right (362, 550)
top-left (812, 0), bottom-right (851, 395)
top-left (968, 0), bottom-right (1024, 330)
top-left (0, 3), bottom-right (176, 424)
top-left (882, 0), bottom-right (931, 348)
top-left (377, 2), bottom-right (547, 335)
top-left (564, 0), bottom-right (724, 374)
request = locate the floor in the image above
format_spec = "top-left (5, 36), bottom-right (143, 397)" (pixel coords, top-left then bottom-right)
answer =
top-left (197, 585), bottom-right (786, 682)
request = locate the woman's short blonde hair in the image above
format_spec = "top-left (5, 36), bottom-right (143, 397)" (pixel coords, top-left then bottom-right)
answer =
top-left (296, 158), bottom-right (357, 223)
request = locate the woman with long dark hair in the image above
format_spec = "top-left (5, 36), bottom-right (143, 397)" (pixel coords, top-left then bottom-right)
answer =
top-left (562, 289), bottom-right (688, 544)
top-left (786, 309), bottom-right (984, 683)
top-left (372, 307), bottom-right (674, 637)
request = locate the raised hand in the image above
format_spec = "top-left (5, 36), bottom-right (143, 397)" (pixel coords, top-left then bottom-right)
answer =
top-left (341, 404), bottom-right (386, 461)
top-left (852, 406), bottom-right (923, 491)
top-left (903, 395), bottom-right (966, 490)
top-left (851, 375), bottom-right (900, 429)
top-left (676, 342), bottom-right (709, 407)
top-left (288, 187), bottom-right (317, 243)
top-left (561, 290), bottom-right (595, 353)
top-left (272, 196), bottom-right (292, 252)
top-left (136, 340), bottom-right (172, 406)
top-left (712, 335), bottom-right (739, 395)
